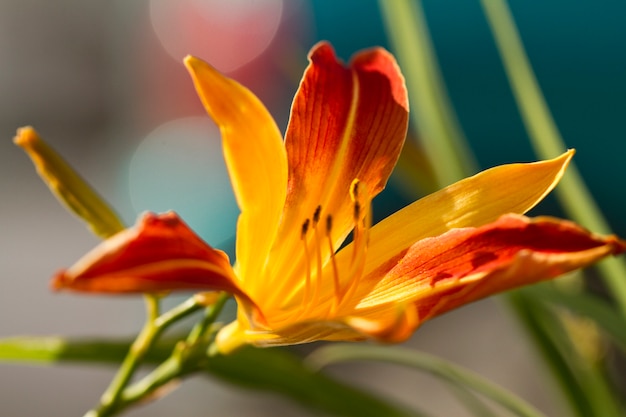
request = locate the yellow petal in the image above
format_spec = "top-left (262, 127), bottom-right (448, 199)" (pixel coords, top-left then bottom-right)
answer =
top-left (184, 56), bottom-right (288, 282)
top-left (355, 150), bottom-right (574, 273)
top-left (14, 127), bottom-right (125, 239)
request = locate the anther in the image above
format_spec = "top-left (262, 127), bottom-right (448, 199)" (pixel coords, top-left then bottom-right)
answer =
top-left (353, 201), bottom-right (361, 221)
top-left (350, 179), bottom-right (361, 200)
top-left (301, 219), bottom-right (310, 238)
top-left (326, 215), bottom-right (332, 234)
top-left (313, 205), bottom-right (322, 224)
top-left (301, 221), bottom-right (312, 305)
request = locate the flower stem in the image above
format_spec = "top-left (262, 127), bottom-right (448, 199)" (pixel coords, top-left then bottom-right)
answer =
top-left (93, 296), bottom-right (160, 415)
top-left (186, 292), bottom-right (230, 346)
top-left (83, 294), bottom-right (206, 417)
top-left (84, 293), bottom-right (230, 417)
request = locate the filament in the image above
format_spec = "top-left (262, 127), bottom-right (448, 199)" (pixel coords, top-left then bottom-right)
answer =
top-left (325, 214), bottom-right (341, 314)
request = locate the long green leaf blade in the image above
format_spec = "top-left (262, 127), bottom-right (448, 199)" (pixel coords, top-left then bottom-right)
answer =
top-left (0, 337), bottom-right (420, 417)
top-left (508, 290), bottom-right (623, 417)
top-left (526, 283), bottom-right (626, 352)
top-left (307, 344), bottom-right (548, 417)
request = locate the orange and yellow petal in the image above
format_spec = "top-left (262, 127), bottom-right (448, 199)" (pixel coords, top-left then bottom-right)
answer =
top-left (216, 214), bottom-right (625, 350)
top-left (53, 212), bottom-right (245, 298)
top-left (344, 303), bottom-right (419, 343)
top-left (346, 151), bottom-right (574, 277)
top-left (184, 56), bottom-right (288, 283)
top-left (265, 42), bottom-right (409, 297)
top-left (354, 214), bottom-right (626, 325)
top-left (284, 41), bottom-right (407, 239)
top-left (216, 316), bottom-right (367, 353)
top-left (216, 302), bottom-right (417, 352)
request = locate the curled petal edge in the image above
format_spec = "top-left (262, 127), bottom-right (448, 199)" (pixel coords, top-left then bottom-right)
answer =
top-left (52, 212), bottom-right (249, 303)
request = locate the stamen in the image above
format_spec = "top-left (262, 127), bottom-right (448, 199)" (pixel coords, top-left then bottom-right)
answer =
top-left (295, 207), bottom-right (324, 319)
top-left (350, 179), bottom-right (361, 200)
top-left (325, 214), bottom-right (341, 313)
top-left (313, 205), bottom-right (322, 224)
top-left (301, 218), bottom-right (310, 238)
top-left (350, 180), bottom-right (365, 263)
top-left (300, 219), bottom-right (311, 303)
top-left (339, 179), bottom-right (373, 308)
top-left (353, 201), bottom-right (361, 222)
top-left (311, 207), bottom-right (324, 307)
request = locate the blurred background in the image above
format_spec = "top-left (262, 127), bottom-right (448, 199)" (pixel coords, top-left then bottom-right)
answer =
top-left (1, 0), bottom-right (625, 415)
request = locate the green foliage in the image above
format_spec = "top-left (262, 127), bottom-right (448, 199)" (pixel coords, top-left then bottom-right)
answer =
top-left (308, 344), bottom-right (549, 417)
top-left (0, 336), bottom-right (417, 417)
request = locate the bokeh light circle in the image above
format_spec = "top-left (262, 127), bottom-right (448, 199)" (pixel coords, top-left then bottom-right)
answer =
top-left (150, 0), bottom-right (283, 72)
top-left (128, 117), bottom-right (237, 245)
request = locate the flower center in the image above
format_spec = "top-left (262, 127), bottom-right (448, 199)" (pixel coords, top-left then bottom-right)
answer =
top-left (296, 179), bottom-right (372, 318)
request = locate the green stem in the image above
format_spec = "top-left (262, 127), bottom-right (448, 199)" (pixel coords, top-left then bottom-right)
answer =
top-left (86, 293), bottom-right (230, 417)
top-left (118, 353), bottom-right (193, 409)
top-left (480, 0), bottom-right (626, 316)
top-left (186, 293), bottom-right (230, 346)
top-left (93, 296), bottom-right (160, 415)
top-left (84, 295), bottom-right (205, 417)
top-left (154, 295), bottom-right (205, 329)
top-left (378, 0), bottom-right (477, 187)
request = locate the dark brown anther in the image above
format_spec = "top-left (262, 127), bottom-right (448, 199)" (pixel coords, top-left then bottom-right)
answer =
top-left (313, 205), bottom-right (322, 224)
top-left (353, 202), bottom-right (361, 221)
top-left (301, 219), bottom-right (310, 238)
top-left (326, 215), bottom-right (333, 233)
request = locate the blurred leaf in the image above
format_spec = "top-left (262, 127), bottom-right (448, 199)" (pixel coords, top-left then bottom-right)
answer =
top-left (0, 337), bottom-right (420, 417)
top-left (445, 382), bottom-right (499, 417)
top-left (307, 344), bottom-right (548, 417)
top-left (206, 346), bottom-right (423, 417)
top-left (379, 0), bottom-right (476, 188)
top-left (526, 283), bottom-right (626, 352)
top-left (393, 136), bottom-right (438, 197)
top-left (508, 290), bottom-right (623, 417)
top-left (508, 292), bottom-right (592, 417)
top-left (0, 336), bottom-right (172, 365)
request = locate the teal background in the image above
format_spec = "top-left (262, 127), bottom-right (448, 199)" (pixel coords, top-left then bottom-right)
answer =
top-left (312, 0), bottom-right (626, 233)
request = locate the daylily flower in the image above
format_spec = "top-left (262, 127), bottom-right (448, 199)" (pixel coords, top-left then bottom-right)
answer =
top-left (46, 42), bottom-right (625, 353)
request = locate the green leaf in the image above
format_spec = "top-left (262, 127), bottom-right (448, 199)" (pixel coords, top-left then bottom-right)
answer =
top-left (378, 0), bottom-right (476, 188)
top-left (0, 336), bottom-right (172, 365)
top-left (307, 343), bottom-right (548, 417)
top-left (445, 382), bottom-right (499, 417)
top-left (507, 292), bottom-right (593, 417)
top-left (526, 283), bottom-right (626, 352)
top-left (0, 337), bottom-right (420, 417)
top-left (205, 346), bottom-right (423, 417)
top-left (508, 290), bottom-right (623, 417)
